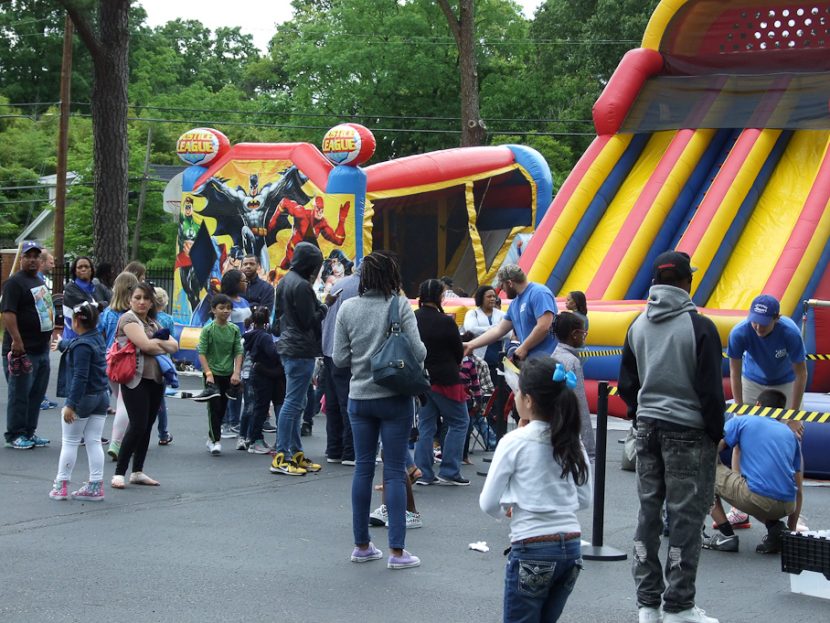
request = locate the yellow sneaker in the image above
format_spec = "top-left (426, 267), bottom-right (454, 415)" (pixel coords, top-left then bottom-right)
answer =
top-left (292, 451), bottom-right (321, 473)
top-left (269, 452), bottom-right (307, 476)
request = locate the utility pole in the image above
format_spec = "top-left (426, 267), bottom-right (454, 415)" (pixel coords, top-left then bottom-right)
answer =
top-left (131, 127), bottom-right (152, 259)
top-left (53, 12), bottom-right (73, 294)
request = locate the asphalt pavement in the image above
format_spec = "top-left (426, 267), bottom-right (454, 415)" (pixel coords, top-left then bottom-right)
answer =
top-left (1, 352), bottom-right (828, 622)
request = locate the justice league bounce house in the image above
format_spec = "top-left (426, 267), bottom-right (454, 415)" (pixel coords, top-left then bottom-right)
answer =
top-left (167, 123), bottom-right (551, 358)
top-left (517, 0), bottom-right (830, 477)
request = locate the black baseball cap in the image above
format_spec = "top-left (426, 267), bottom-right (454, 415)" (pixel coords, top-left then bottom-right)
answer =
top-left (653, 250), bottom-right (697, 281)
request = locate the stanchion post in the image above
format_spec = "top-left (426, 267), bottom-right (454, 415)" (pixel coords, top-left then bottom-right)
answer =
top-left (582, 381), bottom-right (627, 561)
top-left (478, 352), bottom-right (507, 476)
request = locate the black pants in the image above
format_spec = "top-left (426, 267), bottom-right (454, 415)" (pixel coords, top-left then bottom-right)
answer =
top-left (116, 378), bottom-right (164, 476)
top-left (248, 369), bottom-right (285, 442)
top-left (323, 356), bottom-right (354, 461)
top-left (207, 375), bottom-right (231, 443)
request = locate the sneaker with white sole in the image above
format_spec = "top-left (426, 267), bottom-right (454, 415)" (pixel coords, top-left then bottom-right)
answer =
top-left (192, 383), bottom-right (220, 402)
top-left (711, 508), bottom-right (750, 530)
top-left (405, 511), bottom-right (423, 529)
top-left (261, 420), bottom-right (276, 433)
top-left (638, 606), bottom-right (662, 623)
top-left (437, 475), bottom-right (470, 486)
top-left (270, 452), bottom-right (306, 476)
top-left (236, 437), bottom-right (249, 451)
top-left (701, 532), bottom-right (738, 552)
top-left (292, 451), bottom-right (321, 473)
top-left (350, 542), bottom-right (383, 563)
top-left (71, 480), bottom-right (104, 502)
top-left (49, 479), bottom-right (68, 500)
top-left (247, 439), bottom-right (271, 454)
top-left (663, 606), bottom-right (718, 623)
top-left (387, 550), bottom-right (421, 569)
top-left (369, 504), bottom-right (388, 527)
top-left (220, 424), bottom-right (236, 439)
top-left (7, 435), bottom-right (34, 450)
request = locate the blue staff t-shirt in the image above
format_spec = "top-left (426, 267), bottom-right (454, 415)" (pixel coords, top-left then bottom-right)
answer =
top-left (727, 316), bottom-right (805, 385)
top-left (504, 282), bottom-right (558, 359)
top-left (723, 415), bottom-right (801, 502)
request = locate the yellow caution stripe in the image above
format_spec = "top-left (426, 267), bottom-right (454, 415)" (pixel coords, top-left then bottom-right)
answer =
top-left (578, 348), bottom-right (624, 358)
top-left (721, 351), bottom-right (830, 360)
top-left (726, 403), bottom-right (830, 424)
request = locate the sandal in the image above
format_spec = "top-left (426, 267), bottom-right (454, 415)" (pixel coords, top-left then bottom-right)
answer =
top-left (129, 472), bottom-right (160, 486)
top-left (111, 475), bottom-right (126, 489)
top-left (407, 466), bottom-right (423, 485)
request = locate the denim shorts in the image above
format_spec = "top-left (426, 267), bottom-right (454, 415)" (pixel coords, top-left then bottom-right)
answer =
top-left (74, 392), bottom-right (110, 418)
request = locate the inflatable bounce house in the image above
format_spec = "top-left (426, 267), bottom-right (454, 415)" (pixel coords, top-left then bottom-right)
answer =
top-left (518, 0), bottom-right (830, 476)
top-left (167, 124), bottom-right (551, 356)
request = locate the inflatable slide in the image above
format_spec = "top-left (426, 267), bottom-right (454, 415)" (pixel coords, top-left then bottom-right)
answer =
top-left (518, 0), bottom-right (830, 476)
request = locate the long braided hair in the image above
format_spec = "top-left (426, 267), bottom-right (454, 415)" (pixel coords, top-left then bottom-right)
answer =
top-left (358, 251), bottom-right (402, 298)
top-left (417, 278), bottom-right (445, 314)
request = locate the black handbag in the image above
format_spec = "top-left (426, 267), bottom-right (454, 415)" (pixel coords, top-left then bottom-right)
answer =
top-left (370, 296), bottom-right (430, 396)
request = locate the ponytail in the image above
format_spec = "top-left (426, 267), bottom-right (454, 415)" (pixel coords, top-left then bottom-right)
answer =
top-left (518, 358), bottom-right (588, 485)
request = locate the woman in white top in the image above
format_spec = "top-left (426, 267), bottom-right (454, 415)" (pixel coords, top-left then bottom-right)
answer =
top-left (480, 357), bottom-right (592, 623)
top-left (463, 285), bottom-right (506, 371)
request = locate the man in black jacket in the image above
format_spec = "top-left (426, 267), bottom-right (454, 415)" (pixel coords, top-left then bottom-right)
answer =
top-left (619, 251), bottom-right (725, 623)
top-left (270, 242), bottom-right (327, 476)
top-left (240, 254), bottom-right (275, 313)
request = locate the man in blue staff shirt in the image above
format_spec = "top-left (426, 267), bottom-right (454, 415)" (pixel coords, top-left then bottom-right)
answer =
top-left (727, 294), bottom-right (807, 410)
top-left (463, 264), bottom-right (557, 361)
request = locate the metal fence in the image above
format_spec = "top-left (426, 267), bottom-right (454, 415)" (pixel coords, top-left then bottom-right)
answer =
top-left (0, 258), bottom-right (176, 314)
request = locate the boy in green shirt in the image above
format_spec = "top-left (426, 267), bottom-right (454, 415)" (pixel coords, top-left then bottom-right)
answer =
top-left (193, 294), bottom-right (243, 455)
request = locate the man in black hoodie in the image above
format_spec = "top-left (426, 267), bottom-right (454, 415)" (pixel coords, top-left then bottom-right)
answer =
top-left (270, 242), bottom-right (327, 476)
top-left (619, 251), bottom-right (725, 623)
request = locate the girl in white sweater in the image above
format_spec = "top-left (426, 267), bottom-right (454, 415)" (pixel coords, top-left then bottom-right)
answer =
top-left (480, 357), bottom-right (592, 622)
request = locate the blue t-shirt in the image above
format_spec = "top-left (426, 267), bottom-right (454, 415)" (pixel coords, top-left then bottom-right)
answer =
top-left (727, 316), bottom-right (806, 385)
top-left (231, 298), bottom-right (251, 333)
top-left (504, 282), bottom-right (558, 359)
top-left (723, 415), bottom-right (801, 502)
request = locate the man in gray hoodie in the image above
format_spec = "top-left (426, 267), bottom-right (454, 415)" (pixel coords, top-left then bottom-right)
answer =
top-left (619, 251), bottom-right (725, 623)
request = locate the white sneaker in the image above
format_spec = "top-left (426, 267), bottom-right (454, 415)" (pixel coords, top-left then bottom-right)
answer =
top-left (212, 441), bottom-right (222, 455)
top-left (639, 606), bottom-right (663, 623)
top-left (369, 504), bottom-right (388, 527)
top-left (663, 606), bottom-right (718, 623)
top-left (206, 439), bottom-right (213, 453)
top-left (405, 510), bottom-right (423, 529)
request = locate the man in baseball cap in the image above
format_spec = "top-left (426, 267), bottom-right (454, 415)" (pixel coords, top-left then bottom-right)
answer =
top-left (2, 240), bottom-right (53, 449)
top-left (727, 294), bottom-right (807, 410)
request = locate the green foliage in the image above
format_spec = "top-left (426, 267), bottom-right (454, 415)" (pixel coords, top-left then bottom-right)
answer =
top-left (0, 0), bottom-right (664, 263)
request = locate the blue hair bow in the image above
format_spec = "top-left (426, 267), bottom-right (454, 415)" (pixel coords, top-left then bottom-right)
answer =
top-left (553, 362), bottom-right (577, 389)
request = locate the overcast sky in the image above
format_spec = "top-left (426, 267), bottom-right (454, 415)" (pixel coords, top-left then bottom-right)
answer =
top-left (138, 0), bottom-right (544, 51)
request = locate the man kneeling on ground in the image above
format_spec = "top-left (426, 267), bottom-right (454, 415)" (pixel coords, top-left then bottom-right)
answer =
top-left (703, 389), bottom-right (803, 555)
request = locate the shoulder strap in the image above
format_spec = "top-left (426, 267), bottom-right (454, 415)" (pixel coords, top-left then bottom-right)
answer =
top-left (387, 295), bottom-right (402, 333)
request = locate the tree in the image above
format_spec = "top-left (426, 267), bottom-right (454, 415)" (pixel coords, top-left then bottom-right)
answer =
top-left (57, 0), bottom-right (131, 272)
top-left (436, 0), bottom-right (486, 146)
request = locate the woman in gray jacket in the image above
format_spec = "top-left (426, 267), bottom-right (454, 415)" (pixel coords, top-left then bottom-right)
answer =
top-left (333, 251), bottom-right (426, 570)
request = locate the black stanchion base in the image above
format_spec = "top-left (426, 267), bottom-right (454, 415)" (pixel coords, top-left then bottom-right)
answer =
top-left (476, 467), bottom-right (489, 477)
top-left (582, 545), bottom-right (627, 561)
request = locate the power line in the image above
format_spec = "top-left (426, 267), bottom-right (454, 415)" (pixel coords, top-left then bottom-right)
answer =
top-left (0, 101), bottom-right (594, 125)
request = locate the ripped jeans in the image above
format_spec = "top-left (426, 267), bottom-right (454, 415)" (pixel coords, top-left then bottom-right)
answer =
top-left (504, 538), bottom-right (582, 622)
top-left (632, 417), bottom-right (716, 614)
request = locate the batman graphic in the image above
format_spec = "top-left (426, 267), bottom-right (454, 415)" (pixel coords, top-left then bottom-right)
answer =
top-left (192, 166), bottom-right (311, 273)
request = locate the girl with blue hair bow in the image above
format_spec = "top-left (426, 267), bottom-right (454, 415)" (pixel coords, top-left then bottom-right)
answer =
top-left (480, 357), bottom-right (592, 622)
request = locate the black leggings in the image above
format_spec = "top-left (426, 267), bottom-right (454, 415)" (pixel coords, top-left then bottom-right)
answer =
top-left (116, 378), bottom-right (164, 476)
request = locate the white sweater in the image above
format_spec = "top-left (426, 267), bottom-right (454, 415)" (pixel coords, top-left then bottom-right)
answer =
top-left (479, 420), bottom-right (592, 542)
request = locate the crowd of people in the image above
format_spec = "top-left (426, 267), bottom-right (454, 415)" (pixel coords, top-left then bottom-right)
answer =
top-left (2, 240), bottom-right (810, 622)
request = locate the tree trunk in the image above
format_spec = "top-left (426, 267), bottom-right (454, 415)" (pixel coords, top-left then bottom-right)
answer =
top-left (90, 0), bottom-right (130, 272)
top-left (457, 0), bottom-right (485, 146)
top-left (437, 0), bottom-right (486, 147)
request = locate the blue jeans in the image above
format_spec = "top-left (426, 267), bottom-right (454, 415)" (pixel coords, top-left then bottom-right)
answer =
top-left (223, 391), bottom-right (242, 426)
top-left (348, 395), bottom-right (412, 550)
top-left (633, 418), bottom-right (716, 613)
top-left (3, 350), bottom-right (50, 442)
top-left (414, 390), bottom-right (468, 481)
top-left (156, 397), bottom-right (169, 438)
top-left (275, 356), bottom-right (315, 456)
top-left (504, 539), bottom-right (582, 623)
